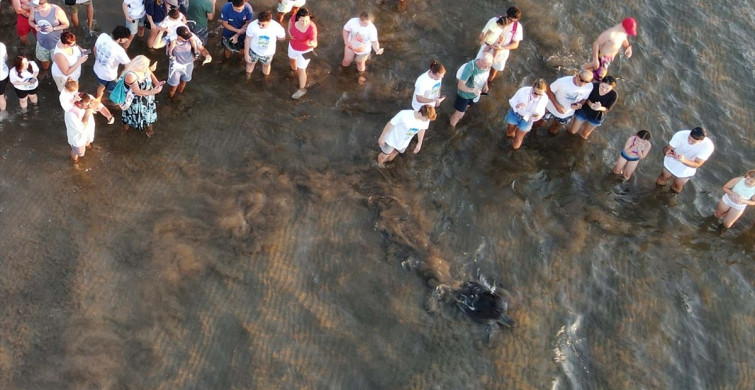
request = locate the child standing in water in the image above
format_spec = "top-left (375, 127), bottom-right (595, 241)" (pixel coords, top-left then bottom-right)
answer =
top-left (613, 130), bottom-right (651, 180)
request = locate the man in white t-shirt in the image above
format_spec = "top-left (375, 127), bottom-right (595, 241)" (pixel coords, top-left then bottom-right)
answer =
top-left (341, 11), bottom-right (384, 85)
top-left (476, 7), bottom-right (522, 83)
top-left (411, 59), bottom-right (446, 111)
top-left (377, 105), bottom-right (437, 167)
top-left (243, 10), bottom-right (286, 79)
top-left (92, 26), bottom-right (130, 99)
top-left (542, 70), bottom-right (594, 134)
top-left (656, 127), bottom-right (715, 193)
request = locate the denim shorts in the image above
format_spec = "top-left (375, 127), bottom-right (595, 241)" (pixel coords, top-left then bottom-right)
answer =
top-left (573, 108), bottom-right (603, 127)
top-left (505, 109), bottom-right (534, 132)
top-left (95, 74), bottom-right (118, 92)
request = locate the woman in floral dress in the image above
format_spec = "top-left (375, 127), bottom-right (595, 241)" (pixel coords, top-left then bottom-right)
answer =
top-left (121, 55), bottom-right (164, 137)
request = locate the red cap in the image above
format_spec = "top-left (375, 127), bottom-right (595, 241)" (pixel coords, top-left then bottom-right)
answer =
top-left (622, 18), bottom-right (637, 36)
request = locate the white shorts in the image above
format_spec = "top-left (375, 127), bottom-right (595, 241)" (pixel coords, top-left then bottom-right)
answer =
top-left (288, 44), bottom-right (312, 69)
top-left (277, 0), bottom-right (306, 13)
top-left (722, 193), bottom-right (747, 211)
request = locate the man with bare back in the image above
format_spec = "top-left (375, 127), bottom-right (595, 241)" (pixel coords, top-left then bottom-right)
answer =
top-left (12, 0), bottom-right (35, 45)
top-left (584, 17), bottom-right (637, 81)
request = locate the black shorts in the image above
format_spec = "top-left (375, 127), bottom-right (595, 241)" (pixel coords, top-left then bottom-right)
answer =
top-left (14, 86), bottom-right (38, 99)
top-left (453, 94), bottom-right (476, 113)
top-left (0, 76), bottom-right (8, 95)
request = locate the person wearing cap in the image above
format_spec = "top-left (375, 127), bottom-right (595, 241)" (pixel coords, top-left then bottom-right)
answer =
top-left (656, 127), bottom-right (715, 193)
top-left (341, 11), bottom-right (384, 85)
top-left (449, 52), bottom-right (493, 127)
top-left (541, 70), bottom-right (594, 135)
top-left (220, 0), bottom-right (254, 60)
top-left (584, 17), bottom-right (637, 81)
top-left (28, 0), bottom-right (70, 72)
top-left (476, 6), bottom-right (522, 83)
top-left (12, 0), bottom-right (36, 46)
top-left (243, 10), bottom-right (286, 80)
top-left (166, 26), bottom-right (211, 99)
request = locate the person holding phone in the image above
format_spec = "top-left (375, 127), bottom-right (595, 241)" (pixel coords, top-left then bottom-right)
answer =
top-left (120, 55), bottom-right (164, 137)
top-left (51, 31), bottom-right (88, 91)
top-left (656, 127), bottom-right (715, 193)
top-left (288, 7), bottom-right (317, 99)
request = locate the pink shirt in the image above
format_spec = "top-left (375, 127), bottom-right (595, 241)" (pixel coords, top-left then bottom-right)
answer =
top-left (289, 22), bottom-right (317, 52)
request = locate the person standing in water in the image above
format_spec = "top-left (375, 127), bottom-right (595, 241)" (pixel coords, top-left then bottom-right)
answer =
top-left (29, 0), bottom-right (70, 73)
top-left (340, 11), bottom-right (384, 85)
top-left (243, 10), bottom-right (286, 80)
top-left (12, 0), bottom-right (36, 46)
top-left (568, 75), bottom-right (618, 140)
top-left (656, 127), bottom-right (715, 194)
top-left (64, 92), bottom-right (96, 164)
top-left (377, 105), bottom-right (437, 167)
top-left (541, 70), bottom-right (594, 135)
top-left (449, 53), bottom-right (492, 127)
top-left (504, 78), bottom-right (548, 150)
top-left (288, 7), bottom-right (317, 100)
top-left (613, 130), bottom-right (652, 180)
top-left (584, 17), bottom-right (637, 81)
top-left (411, 59), bottom-right (445, 112)
top-left (477, 7), bottom-right (522, 84)
top-left (714, 170), bottom-right (755, 228)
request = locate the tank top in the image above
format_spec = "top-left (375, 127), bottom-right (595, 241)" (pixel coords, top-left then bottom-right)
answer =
top-left (34, 5), bottom-right (63, 50)
top-left (732, 178), bottom-right (755, 200)
top-left (51, 44), bottom-right (82, 80)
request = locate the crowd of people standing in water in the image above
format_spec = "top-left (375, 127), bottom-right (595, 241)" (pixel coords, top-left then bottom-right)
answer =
top-left (0, 1), bottom-right (752, 228)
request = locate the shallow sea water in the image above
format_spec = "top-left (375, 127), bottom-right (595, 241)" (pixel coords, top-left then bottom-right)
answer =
top-left (0, 0), bottom-right (753, 389)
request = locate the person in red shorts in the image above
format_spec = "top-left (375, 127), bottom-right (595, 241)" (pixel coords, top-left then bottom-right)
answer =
top-left (12, 0), bottom-right (36, 45)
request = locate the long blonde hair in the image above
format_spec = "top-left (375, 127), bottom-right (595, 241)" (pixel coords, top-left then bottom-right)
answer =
top-left (121, 55), bottom-right (151, 78)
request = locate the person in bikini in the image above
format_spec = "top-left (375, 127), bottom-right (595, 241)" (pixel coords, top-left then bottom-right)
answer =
top-left (584, 17), bottom-right (636, 81)
top-left (613, 129), bottom-right (651, 180)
